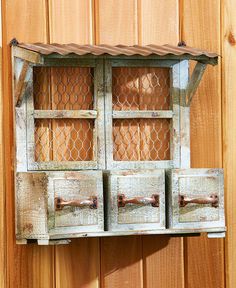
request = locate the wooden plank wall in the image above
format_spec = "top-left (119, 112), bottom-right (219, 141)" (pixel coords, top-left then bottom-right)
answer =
top-left (0, 0), bottom-right (234, 287)
top-left (223, 0), bottom-right (236, 287)
top-left (0, 0), bottom-right (6, 287)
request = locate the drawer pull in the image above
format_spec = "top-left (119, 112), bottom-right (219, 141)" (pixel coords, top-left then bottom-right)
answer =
top-left (179, 194), bottom-right (219, 208)
top-left (55, 196), bottom-right (97, 210)
top-left (117, 194), bottom-right (159, 208)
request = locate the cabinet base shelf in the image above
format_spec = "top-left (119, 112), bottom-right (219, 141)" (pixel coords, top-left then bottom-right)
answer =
top-left (17, 227), bottom-right (226, 245)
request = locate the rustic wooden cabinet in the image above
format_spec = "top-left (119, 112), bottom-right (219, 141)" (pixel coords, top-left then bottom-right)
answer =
top-left (12, 42), bottom-right (225, 244)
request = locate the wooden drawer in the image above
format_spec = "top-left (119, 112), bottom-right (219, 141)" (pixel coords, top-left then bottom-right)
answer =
top-left (105, 170), bottom-right (165, 232)
top-left (16, 171), bottom-right (104, 240)
top-left (167, 169), bottom-right (225, 230)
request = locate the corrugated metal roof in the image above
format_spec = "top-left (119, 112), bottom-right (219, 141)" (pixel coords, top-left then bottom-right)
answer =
top-left (16, 43), bottom-right (218, 58)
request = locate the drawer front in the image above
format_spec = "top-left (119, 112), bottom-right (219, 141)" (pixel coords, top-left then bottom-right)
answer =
top-left (48, 171), bottom-right (104, 235)
top-left (168, 169), bottom-right (225, 229)
top-left (105, 170), bottom-right (165, 231)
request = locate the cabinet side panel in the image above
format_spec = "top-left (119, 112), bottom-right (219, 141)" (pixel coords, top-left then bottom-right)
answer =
top-left (14, 58), bottom-right (28, 172)
top-left (15, 172), bottom-right (48, 239)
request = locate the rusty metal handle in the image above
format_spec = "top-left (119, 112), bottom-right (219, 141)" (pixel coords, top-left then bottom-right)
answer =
top-left (55, 196), bottom-right (97, 210)
top-left (117, 194), bottom-right (159, 208)
top-left (179, 194), bottom-right (219, 208)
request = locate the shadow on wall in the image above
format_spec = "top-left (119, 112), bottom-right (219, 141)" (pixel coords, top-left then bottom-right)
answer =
top-left (100, 235), bottom-right (170, 286)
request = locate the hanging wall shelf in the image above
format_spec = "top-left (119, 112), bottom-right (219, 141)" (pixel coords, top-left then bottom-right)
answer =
top-left (11, 41), bottom-right (225, 245)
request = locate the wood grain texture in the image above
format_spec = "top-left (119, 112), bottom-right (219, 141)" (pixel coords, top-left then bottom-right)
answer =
top-left (0, 1), bottom-right (6, 284)
top-left (49, 0), bottom-right (93, 44)
top-left (3, 0), bottom-right (48, 43)
top-left (140, 1), bottom-right (184, 288)
top-left (140, 0), bottom-right (179, 45)
top-left (181, 0), bottom-right (225, 287)
top-left (95, 0), bottom-right (138, 45)
top-left (101, 236), bottom-right (143, 288)
top-left (143, 236), bottom-right (184, 288)
top-left (222, 0), bottom-right (236, 287)
top-left (181, 0), bottom-right (222, 168)
top-left (184, 235), bottom-right (225, 288)
top-left (2, 0), bottom-right (54, 287)
top-left (10, 246), bottom-right (55, 288)
top-left (55, 239), bottom-right (100, 288)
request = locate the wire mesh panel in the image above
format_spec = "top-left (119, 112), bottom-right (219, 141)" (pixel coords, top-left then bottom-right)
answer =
top-left (112, 67), bottom-right (170, 111)
top-left (35, 119), bottom-right (94, 162)
top-left (34, 67), bottom-right (94, 110)
top-left (112, 67), bottom-right (172, 162)
top-left (31, 66), bottom-right (97, 167)
top-left (113, 119), bottom-right (171, 161)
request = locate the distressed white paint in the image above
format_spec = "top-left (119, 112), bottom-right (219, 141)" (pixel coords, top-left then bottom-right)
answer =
top-left (167, 168), bottom-right (225, 230)
top-left (105, 170), bottom-right (165, 232)
top-left (16, 171), bottom-right (104, 241)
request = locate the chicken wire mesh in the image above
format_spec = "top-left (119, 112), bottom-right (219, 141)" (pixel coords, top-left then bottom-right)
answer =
top-left (112, 67), bottom-right (170, 111)
top-left (32, 66), bottom-right (172, 163)
top-left (33, 67), bottom-right (95, 162)
top-left (112, 67), bottom-right (171, 161)
top-left (33, 67), bottom-right (94, 110)
top-left (113, 119), bottom-right (171, 161)
top-left (34, 119), bottom-right (94, 162)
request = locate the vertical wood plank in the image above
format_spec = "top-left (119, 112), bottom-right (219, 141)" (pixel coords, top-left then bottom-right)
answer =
top-left (2, 0), bottom-right (55, 287)
top-left (49, 0), bottom-right (93, 44)
top-left (95, 0), bottom-right (138, 45)
top-left (48, 1), bottom-right (101, 287)
top-left (0, 0), bottom-right (6, 286)
top-left (10, 246), bottom-right (55, 288)
top-left (181, 0), bottom-right (222, 168)
top-left (140, 1), bottom-right (184, 288)
top-left (181, 0), bottom-right (225, 287)
top-left (140, 0), bottom-right (179, 45)
top-left (222, 0), bottom-right (236, 287)
top-left (55, 239), bottom-right (100, 288)
top-left (184, 235), bottom-right (225, 288)
top-left (143, 236), bottom-right (184, 288)
top-left (96, 2), bottom-right (143, 287)
top-left (101, 237), bottom-right (143, 288)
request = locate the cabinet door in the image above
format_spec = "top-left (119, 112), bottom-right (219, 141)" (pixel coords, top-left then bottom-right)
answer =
top-left (167, 169), bottom-right (225, 230)
top-left (105, 170), bottom-right (165, 232)
top-left (104, 59), bottom-right (182, 170)
top-left (24, 60), bottom-right (105, 171)
top-left (48, 171), bottom-right (104, 236)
